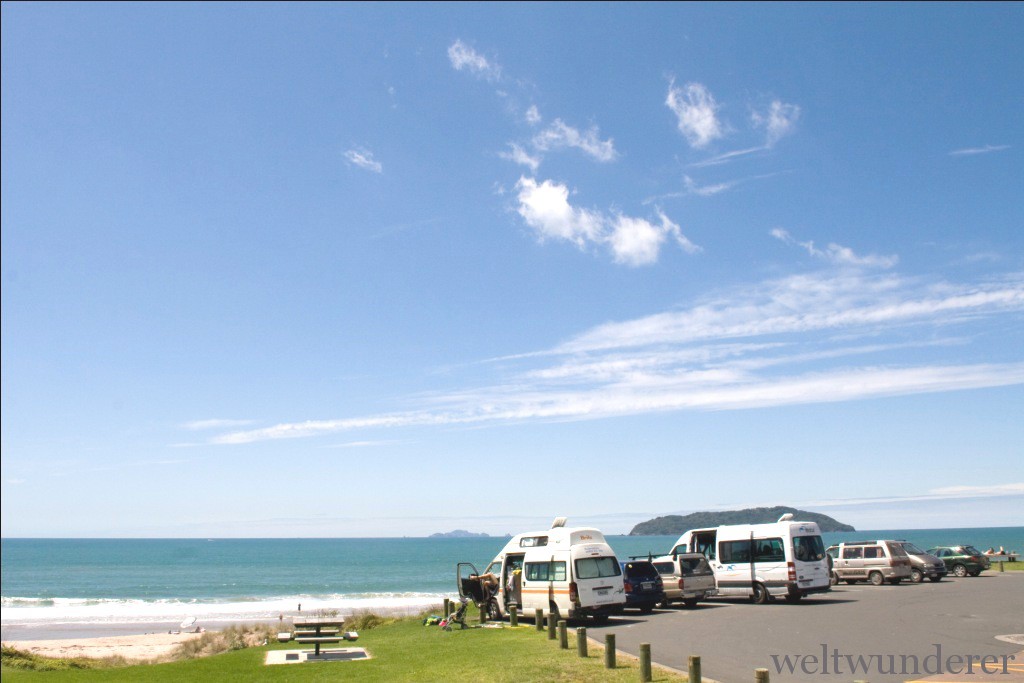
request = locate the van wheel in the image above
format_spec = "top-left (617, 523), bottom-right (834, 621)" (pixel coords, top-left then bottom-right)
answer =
top-left (829, 572), bottom-right (839, 586)
top-left (869, 571), bottom-right (884, 586)
top-left (684, 598), bottom-right (699, 609)
top-left (591, 614), bottom-right (610, 625)
top-left (910, 569), bottom-right (923, 583)
top-left (487, 599), bottom-right (502, 621)
top-left (952, 564), bottom-right (968, 577)
top-left (752, 583), bottom-right (770, 604)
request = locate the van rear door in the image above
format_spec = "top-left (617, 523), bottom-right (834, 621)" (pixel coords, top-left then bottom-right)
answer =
top-left (572, 555), bottom-right (622, 608)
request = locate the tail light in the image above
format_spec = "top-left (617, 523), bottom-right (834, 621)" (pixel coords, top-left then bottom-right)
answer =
top-left (787, 562), bottom-right (797, 581)
top-left (623, 580), bottom-right (632, 594)
top-left (569, 582), bottom-right (579, 604)
top-left (678, 578), bottom-right (685, 590)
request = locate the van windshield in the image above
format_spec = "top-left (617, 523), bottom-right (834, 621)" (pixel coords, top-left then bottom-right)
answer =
top-left (575, 557), bottom-right (621, 579)
top-left (793, 535), bottom-right (825, 562)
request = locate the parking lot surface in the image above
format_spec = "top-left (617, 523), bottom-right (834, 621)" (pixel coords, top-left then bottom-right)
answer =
top-left (587, 573), bottom-right (1023, 682)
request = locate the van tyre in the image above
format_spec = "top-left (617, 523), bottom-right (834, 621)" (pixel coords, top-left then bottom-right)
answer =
top-left (487, 599), bottom-right (502, 621)
top-left (952, 564), bottom-right (968, 578)
top-left (910, 568), bottom-right (923, 583)
top-left (869, 571), bottom-right (884, 586)
top-left (829, 572), bottom-right (839, 586)
top-left (684, 598), bottom-right (699, 609)
top-left (752, 583), bottom-right (770, 605)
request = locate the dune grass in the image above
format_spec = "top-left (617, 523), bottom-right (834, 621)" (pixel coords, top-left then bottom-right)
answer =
top-left (1, 614), bottom-right (687, 682)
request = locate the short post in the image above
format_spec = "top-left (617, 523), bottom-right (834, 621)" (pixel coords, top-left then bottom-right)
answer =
top-left (547, 613), bottom-right (557, 640)
top-left (755, 668), bottom-right (770, 683)
top-left (479, 604), bottom-right (487, 624)
top-left (577, 627), bottom-right (588, 657)
top-left (443, 598), bottom-right (450, 617)
top-left (510, 604), bottom-right (518, 627)
top-left (999, 561), bottom-right (1005, 572)
top-left (535, 609), bottom-right (544, 631)
top-left (605, 633), bottom-right (616, 669)
top-left (639, 643), bottom-right (652, 682)
top-left (689, 655), bottom-right (702, 683)
top-left (558, 620), bottom-right (568, 649)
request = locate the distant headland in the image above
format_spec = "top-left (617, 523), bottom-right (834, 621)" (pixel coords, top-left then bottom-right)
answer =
top-left (629, 506), bottom-right (855, 535)
top-left (429, 529), bottom-right (491, 538)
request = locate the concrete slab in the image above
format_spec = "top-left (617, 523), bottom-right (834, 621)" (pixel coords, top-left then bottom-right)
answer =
top-left (264, 647), bottom-right (370, 665)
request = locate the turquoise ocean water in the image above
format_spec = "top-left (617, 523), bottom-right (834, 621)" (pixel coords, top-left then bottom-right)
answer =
top-left (2, 528), bottom-right (1021, 638)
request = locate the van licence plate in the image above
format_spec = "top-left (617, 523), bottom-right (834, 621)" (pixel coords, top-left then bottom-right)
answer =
top-left (596, 588), bottom-right (609, 596)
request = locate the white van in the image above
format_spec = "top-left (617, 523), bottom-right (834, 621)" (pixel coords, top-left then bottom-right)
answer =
top-left (481, 517), bottom-right (625, 623)
top-left (669, 514), bottom-right (831, 603)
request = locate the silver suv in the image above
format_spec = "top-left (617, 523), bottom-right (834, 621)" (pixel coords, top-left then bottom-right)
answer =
top-left (826, 540), bottom-right (912, 585)
top-left (894, 541), bottom-right (947, 583)
top-left (651, 552), bottom-right (717, 608)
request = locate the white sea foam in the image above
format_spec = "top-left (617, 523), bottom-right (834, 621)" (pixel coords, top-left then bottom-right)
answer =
top-left (0, 593), bottom-right (451, 627)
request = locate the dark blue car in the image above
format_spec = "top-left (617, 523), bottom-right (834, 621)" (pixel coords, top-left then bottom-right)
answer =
top-left (620, 560), bottom-right (665, 613)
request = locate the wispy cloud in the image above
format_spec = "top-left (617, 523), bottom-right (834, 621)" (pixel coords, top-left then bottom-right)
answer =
top-left (448, 40), bottom-right (501, 81)
top-left (531, 119), bottom-right (617, 162)
top-left (499, 143), bottom-right (541, 172)
top-left (514, 176), bottom-right (699, 265)
top-left (344, 149), bottom-right (383, 174)
top-left (752, 100), bottom-right (800, 147)
top-left (666, 80), bottom-right (723, 149)
top-left (771, 228), bottom-right (899, 268)
top-left (683, 175), bottom-right (737, 196)
top-left (211, 268), bottom-right (1024, 445)
top-left (949, 144), bottom-right (1010, 157)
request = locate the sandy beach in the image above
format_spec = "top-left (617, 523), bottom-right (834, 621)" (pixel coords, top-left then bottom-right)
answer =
top-left (4, 632), bottom-right (203, 661)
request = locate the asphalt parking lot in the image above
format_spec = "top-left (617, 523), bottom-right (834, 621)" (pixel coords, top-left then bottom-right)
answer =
top-left (587, 572), bottom-right (1024, 682)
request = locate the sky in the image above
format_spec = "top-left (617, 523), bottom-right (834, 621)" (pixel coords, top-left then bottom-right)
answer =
top-left (2, 3), bottom-right (1022, 538)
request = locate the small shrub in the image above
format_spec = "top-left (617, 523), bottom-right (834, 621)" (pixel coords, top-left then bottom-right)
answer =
top-left (0, 644), bottom-right (127, 671)
top-left (169, 623), bottom-right (277, 661)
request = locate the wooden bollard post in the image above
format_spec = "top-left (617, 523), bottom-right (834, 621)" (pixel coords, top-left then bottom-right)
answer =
top-left (558, 620), bottom-right (568, 649)
top-left (639, 643), bottom-right (652, 682)
top-left (479, 604), bottom-right (487, 624)
top-left (689, 655), bottom-right (702, 683)
top-left (999, 561), bottom-right (1005, 572)
top-left (547, 613), bottom-right (557, 639)
top-left (535, 609), bottom-right (544, 631)
top-left (577, 627), bottom-right (588, 657)
top-left (605, 633), bottom-right (616, 668)
top-left (755, 668), bottom-right (770, 682)
top-left (510, 604), bottom-right (518, 627)
top-left (443, 598), bottom-right (450, 617)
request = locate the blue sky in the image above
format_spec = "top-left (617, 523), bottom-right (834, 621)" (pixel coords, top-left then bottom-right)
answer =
top-left (2, 3), bottom-right (1022, 537)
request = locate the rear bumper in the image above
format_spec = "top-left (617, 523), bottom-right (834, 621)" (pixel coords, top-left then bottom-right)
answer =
top-left (788, 581), bottom-right (831, 597)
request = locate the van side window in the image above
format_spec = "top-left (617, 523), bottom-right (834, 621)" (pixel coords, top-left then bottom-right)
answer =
top-left (525, 561), bottom-right (566, 581)
top-left (719, 540), bottom-right (751, 563)
top-left (754, 538), bottom-right (785, 563)
top-left (863, 546), bottom-right (882, 559)
top-left (842, 547), bottom-right (863, 560)
top-left (520, 536), bottom-right (548, 548)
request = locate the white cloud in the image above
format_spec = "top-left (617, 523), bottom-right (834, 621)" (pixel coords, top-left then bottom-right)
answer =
top-left (344, 149), bottom-right (383, 174)
top-left (752, 100), bottom-right (800, 147)
top-left (500, 143), bottom-right (541, 172)
top-left (949, 144), bottom-right (1010, 156)
top-left (447, 40), bottom-right (501, 81)
top-left (525, 105), bottom-right (542, 125)
top-left (684, 175), bottom-right (736, 196)
top-left (771, 228), bottom-right (898, 268)
top-left (531, 119), bottom-right (617, 162)
top-left (666, 81), bottom-right (723, 148)
top-left (515, 177), bottom-right (698, 265)
top-left (211, 271), bottom-right (1024, 443)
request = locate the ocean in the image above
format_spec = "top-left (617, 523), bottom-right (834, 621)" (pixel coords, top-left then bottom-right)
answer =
top-left (3, 527), bottom-right (1021, 639)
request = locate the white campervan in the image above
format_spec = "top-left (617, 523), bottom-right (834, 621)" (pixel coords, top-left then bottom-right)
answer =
top-left (482, 517), bottom-right (625, 623)
top-left (670, 514), bottom-right (831, 603)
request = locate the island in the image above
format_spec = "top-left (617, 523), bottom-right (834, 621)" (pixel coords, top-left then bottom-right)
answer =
top-left (629, 506), bottom-right (854, 535)
top-left (429, 529), bottom-right (491, 538)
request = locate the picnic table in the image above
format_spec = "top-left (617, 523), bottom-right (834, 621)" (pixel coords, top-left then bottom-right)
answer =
top-left (289, 619), bottom-right (356, 656)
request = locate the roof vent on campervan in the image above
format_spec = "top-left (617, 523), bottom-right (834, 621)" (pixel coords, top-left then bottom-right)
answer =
top-left (778, 513), bottom-right (794, 522)
top-left (551, 517), bottom-right (568, 529)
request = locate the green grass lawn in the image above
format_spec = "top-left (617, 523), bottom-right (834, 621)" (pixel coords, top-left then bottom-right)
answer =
top-left (2, 618), bottom-right (688, 682)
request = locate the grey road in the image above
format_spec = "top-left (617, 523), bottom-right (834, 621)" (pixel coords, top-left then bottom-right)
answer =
top-left (587, 573), bottom-right (1024, 682)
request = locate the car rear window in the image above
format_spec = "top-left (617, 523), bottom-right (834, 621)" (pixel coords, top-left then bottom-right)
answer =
top-left (653, 562), bottom-right (675, 575)
top-left (793, 535), bottom-right (825, 562)
top-left (679, 557), bottom-right (711, 574)
top-left (623, 562), bottom-right (659, 580)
